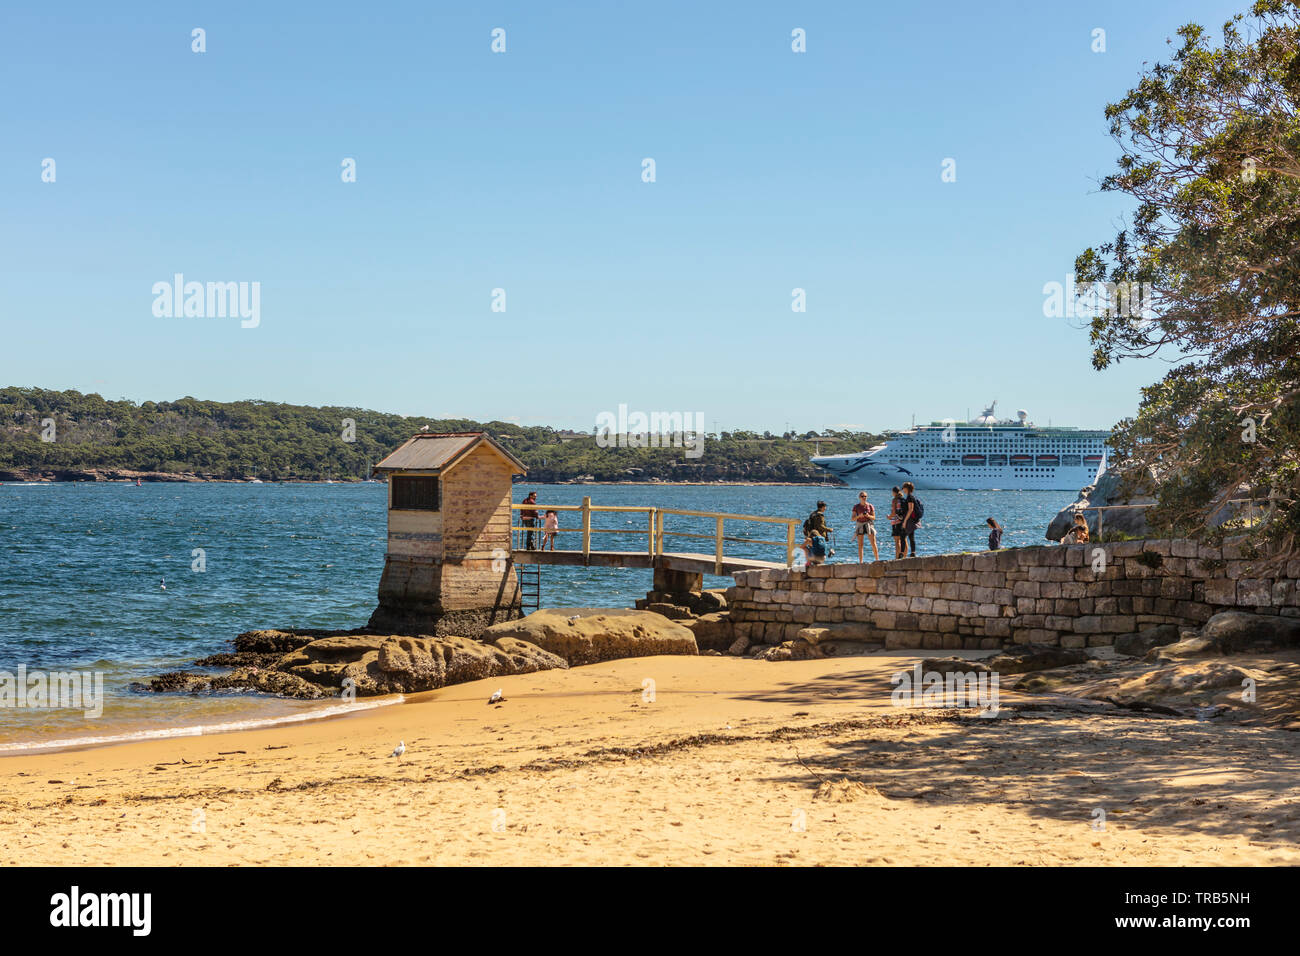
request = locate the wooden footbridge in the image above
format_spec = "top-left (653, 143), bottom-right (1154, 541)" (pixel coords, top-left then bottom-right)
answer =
top-left (510, 497), bottom-right (800, 578)
top-left (366, 432), bottom-right (806, 630)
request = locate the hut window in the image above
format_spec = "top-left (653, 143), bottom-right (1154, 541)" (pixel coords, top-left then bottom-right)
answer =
top-left (391, 476), bottom-right (440, 511)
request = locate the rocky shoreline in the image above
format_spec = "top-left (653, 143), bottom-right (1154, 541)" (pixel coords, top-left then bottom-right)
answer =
top-left (0, 468), bottom-right (373, 483)
top-left (133, 588), bottom-right (1300, 730)
top-left (133, 609), bottom-right (699, 699)
top-left (1, 468), bottom-right (835, 487)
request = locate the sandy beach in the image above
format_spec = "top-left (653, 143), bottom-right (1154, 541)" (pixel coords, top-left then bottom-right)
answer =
top-left (4, 651), bottom-right (1297, 867)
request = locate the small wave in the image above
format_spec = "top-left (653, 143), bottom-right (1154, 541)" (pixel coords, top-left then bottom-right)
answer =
top-left (0, 695), bottom-right (404, 755)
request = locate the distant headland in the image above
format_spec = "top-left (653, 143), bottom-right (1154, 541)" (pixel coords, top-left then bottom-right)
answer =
top-left (0, 386), bottom-right (878, 485)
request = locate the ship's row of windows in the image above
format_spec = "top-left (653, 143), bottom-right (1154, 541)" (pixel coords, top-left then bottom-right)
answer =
top-left (899, 444), bottom-right (1102, 452)
top-left (887, 459), bottom-right (1092, 467)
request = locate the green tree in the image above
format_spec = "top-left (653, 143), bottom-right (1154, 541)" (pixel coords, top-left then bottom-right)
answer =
top-left (1075, 0), bottom-right (1300, 558)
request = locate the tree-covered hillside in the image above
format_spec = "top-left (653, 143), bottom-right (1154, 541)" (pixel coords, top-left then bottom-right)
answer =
top-left (0, 387), bottom-right (876, 483)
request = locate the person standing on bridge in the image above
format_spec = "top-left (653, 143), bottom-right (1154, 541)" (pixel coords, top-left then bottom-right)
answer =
top-left (542, 509), bottom-right (559, 551)
top-left (520, 492), bottom-right (539, 550)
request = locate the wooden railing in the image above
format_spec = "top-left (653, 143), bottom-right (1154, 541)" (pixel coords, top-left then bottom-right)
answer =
top-left (656, 507), bottom-right (798, 574)
top-left (511, 496), bottom-right (801, 572)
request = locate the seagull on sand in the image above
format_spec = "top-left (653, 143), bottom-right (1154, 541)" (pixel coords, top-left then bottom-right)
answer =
top-left (488, 689), bottom-right (504, 705)
top-left (390, 740), bottom-right (405, 761)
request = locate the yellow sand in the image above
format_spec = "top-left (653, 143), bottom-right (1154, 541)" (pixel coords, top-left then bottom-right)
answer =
top-left (3, 652), bottom-right (1297, 866)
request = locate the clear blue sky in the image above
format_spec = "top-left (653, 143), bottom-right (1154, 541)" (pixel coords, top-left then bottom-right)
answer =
top-left (0, 0), bottom-right (1246, 433)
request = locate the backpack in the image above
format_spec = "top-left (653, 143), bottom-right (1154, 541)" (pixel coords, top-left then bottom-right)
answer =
top-left (808, 534), bottom-right (827, 557)
top-left (911, 497), bottom-right (924, 521)
top-left (803, 513), bottom-right (816, 536)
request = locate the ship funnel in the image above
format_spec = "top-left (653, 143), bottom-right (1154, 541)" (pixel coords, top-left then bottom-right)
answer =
top-left (1017, 409), bottom-right (1028, 423)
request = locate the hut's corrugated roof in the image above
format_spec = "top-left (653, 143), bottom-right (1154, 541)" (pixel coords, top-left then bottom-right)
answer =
top-left (372, 432), bottom-right (527, 475)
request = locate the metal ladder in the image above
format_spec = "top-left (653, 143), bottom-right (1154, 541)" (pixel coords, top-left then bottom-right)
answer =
top-left (517, 564), bottom-right (541, 611)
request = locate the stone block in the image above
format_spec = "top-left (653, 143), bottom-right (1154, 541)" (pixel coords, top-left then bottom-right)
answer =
top-left (1238, 579), bottom-right (1272, 607)
top-left (1204, 578), bottom-right (1236, 605)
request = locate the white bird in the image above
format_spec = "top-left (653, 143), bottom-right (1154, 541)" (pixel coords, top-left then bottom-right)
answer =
top-left (567, 614), bottom-right (581, 622)
top-left (488, 689), bottom-right (504, 705)
top-left (159, 578), bottom-right (166, 591)
top-left (390, 740), bottom-right (405, 761)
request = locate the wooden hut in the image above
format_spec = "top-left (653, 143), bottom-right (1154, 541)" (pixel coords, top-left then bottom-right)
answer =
top-left (367, 431), bottom-right (527, 637)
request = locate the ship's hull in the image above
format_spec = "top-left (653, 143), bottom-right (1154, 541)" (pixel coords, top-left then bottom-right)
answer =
top-left (810, 456), bottom-right (1102, 491)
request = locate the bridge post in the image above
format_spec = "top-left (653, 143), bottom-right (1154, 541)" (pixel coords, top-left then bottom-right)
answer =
top-left (647, 508), bottom-right (656, 557)
top-left (581, 495), bottom-right (592, 565)
top-left (786, 520), bottom-right (796, 565)
top-left (653, 566), bottom-right (703, 595)
top-left (714, 516), bottom-right (724, 575)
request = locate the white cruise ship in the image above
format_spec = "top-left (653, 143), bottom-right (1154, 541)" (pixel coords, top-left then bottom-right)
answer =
top-left (809, 403), bottom-right (1109, 491)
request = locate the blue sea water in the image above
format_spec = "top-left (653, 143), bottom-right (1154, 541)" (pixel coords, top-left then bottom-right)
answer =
top-left (0, 481), bottom-right (1068, 748)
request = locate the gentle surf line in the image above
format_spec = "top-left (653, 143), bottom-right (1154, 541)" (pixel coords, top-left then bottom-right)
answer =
top-left (0, 695), bottom-right (405, 755)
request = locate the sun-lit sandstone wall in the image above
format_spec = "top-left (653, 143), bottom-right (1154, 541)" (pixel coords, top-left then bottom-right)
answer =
top-left (725, 539), bottom-right (1300, 648)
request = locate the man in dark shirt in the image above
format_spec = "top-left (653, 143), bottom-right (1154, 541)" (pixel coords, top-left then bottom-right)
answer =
top-left (900, 482), bottom-right (919, 557)
top-left (806, 500), bottom-right (832, 538)
top-left (520, 492), bottom-right (539, 549)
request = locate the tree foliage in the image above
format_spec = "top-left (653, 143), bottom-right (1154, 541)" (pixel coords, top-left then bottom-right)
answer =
top-left (1075, 0), bottom-right (1300, 557)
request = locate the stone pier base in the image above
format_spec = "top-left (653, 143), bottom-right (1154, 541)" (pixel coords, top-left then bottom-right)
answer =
top-left (653, 567), bottom-right (703, 594)
top-left (367, 555), bottom-right (522, 638)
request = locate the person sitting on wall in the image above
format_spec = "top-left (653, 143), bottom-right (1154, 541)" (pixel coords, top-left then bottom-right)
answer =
top-left (805, 531), bottom-right (829, 566)
top-left (1062, 513), bottom-right (1090, 544)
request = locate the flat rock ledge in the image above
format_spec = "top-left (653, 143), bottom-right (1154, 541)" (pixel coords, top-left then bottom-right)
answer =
top-left (136, 608), bottom-right (700, 699)
top-left (482, 608), bottom-right (698, 667)
top-left (135, 628), bottom-right (568, 699)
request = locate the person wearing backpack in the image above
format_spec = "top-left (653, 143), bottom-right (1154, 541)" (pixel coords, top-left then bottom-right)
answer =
top-left (900, 481), bottom-right (923, 557)
top-left (804, 501), bottom-right (832, 540)
top-left (804, 530), bottom-right (828, 566)
top-left (802, 501), bottom-right (833, 565)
